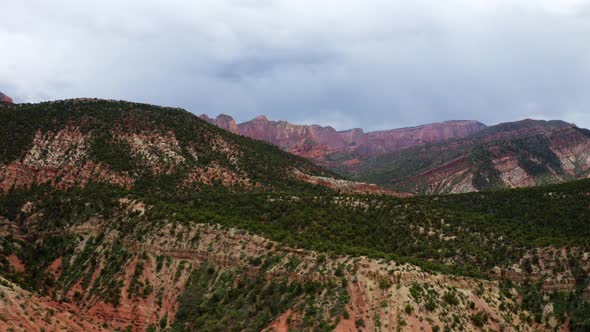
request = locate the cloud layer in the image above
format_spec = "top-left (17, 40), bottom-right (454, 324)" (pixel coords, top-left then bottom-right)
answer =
top-left (1, 0), bottom-right (589, 130)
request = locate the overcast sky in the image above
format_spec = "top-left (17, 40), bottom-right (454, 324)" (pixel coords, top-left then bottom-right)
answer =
top-left (1, 0), bottom-right (590, 131)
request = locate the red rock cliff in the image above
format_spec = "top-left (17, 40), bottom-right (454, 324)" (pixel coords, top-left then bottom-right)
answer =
top-left (0, 92), bottom-right (14, 104)
top-left (202, 113), bottom-right (486, 171)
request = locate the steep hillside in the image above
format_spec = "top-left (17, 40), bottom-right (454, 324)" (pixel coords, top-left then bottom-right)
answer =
top-left (2, 100), bottom-right (590, 331)
top-left (1, 179), bottom-right (590, 331)
top-left (202, 113), bottom-right (590, 194)
top-left (2, 180), bottom-right (590, 331)
top-left (357, 119), bottom-right (590, 194)
top-left (0, 99), bottom-right (392, 196)
top-left (200, 113), bottom-right (485, 173)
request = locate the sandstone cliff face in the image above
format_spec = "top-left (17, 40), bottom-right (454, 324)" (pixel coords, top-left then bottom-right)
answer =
top-left (0, 127), bottom-right (134, 193)
top-left (203, 113), bottom-right (590, 193)
top-left (392, 124), bottom-right (590, 194)
top-left (291, 168), bottom-right (409, 197)
top-left (0, 277), bottom-right (109, 332)
top-left (0, 92), bottom-right (13, 104)
top-left (238, 116), bottom-right (348, 155)
top-left (365, 120), bottom-right (486, 156)
top-left (199, 114), bottom-right (238, 134)
top-left (203, 113), bottom-right (486, 173)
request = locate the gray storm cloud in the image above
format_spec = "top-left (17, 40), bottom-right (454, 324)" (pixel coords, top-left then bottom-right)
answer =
top-left (1, 0), bottom-right (589, 130)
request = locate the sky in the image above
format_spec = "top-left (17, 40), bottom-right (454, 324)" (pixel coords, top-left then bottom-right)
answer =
top-left (1, 0), bottom-right (590, 131)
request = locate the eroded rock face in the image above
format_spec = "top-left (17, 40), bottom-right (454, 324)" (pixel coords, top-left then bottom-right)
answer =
top-left (237, 117), bottom-right (486, 159)
top-left (291, 169), bottom-right (409, 197)
top-left (0, 127), bottom-right (134, 193)
top-left (200, 114), bottom-right (238, 134)
top-left (397, 124), bottom-right (590, 194)
top-left (0, 99), bottom-right (345, 194)
top-left (0, 278), bottom-right (108, 332)
top-left (203, 114), bottom-right (486, 172)
top-left (203, 115), bottom-right (590, 194)
top-left (1, 211), bottom-right (574, 331)
top-left (364, 120), bottom-right (486, 156)
top-left (0, 91), bottom-right (14, 104)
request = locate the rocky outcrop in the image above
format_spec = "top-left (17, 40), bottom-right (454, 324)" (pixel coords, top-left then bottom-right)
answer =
top-left (1, 213), bottom-right (565, 332)
top-left (0, 277), bottom-right (108, 332)
top-left (199, 114), bottom-right (238, 134)
top-left (393, 123), bottom-right (590, 194)
top-left (0, 91), bottom-right (13, 104)
top-left (202, 113), bottom-right (486, 172)
top-left (0, 99), bottom-right (344, 194)
top-left (364, 120), bottom-right (486, 156)
top-left (291, 169), bottom-right (409, 196)
top-left (0, 127), bottom-right (134, 193)
top-left (1, 145), bottom-right (586, 331)
top-left (203, 114), bottom-right (590, 194)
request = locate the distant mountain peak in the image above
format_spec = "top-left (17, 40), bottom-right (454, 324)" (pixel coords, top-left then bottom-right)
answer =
top-left (216, 114), bottom-right (234, 120)
top-left (199, 113), bottom-right (238, 133)
top-left (338, 127), bottom-right (365, 134)
top-left (201, 113), bottom-right (488, 173)
top-left (504, 118), bottom-right (570, 127)
top-left (253, 115), bottom-right (269, 122)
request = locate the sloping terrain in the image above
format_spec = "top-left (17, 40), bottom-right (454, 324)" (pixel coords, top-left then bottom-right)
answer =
top-left (357, 119), bottom-right (590, 194)
top-left (0, 92), bottom-right (13, 105)
top-left (202, 113), bottom-right (590, 194)
top-left (1, 100), bottom-right (590, 331)
top-left (200, 113), bottom-right (485, 173)
top-left (0, 99), bottom-right (392, 196)
top-left (2, 183), bottom-right (590, 331)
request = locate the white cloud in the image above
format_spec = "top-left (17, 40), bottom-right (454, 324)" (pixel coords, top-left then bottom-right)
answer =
top-left (1, 0), bottom-right (589, 130)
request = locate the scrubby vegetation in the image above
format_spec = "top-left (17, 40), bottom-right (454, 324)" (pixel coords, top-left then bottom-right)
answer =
top-left (173, 263), bottom-right (347, 331)
top-left (131, 178), bottom-right (590, 277)
top-left (355, 119), bottom-right (578, 193)
top-left (1, 100), bottom-right (590, 330)
top-left (3, 177), bottom-right (590, 281)
top-left (0, 99), bottom-right (335, 191)
top-left (2, 177), bottom-right (590, 329)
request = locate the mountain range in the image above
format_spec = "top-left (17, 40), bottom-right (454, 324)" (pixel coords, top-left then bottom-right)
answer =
top-left (0, 99), bottom-right (384, 196)
top-left (201, 113), bottom-right (590, 194)
top-left (0, 99), bottom-right (589, 331)
top-left (199, 114), bottom-right (486, 169)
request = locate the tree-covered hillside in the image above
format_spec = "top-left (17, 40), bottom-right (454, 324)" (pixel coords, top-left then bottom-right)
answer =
top-left (355, 120), bottom-right (590, 194)
top-left (1, 100), bottom-right (590, 331)
top-left (2, 178), bottom-right (590, 330)
top-left (0, 99), bottom-right (336, 193)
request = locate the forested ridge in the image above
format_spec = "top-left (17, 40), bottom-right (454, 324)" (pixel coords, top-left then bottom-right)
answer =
top-left (1, 100), bottom-right (590, 330)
